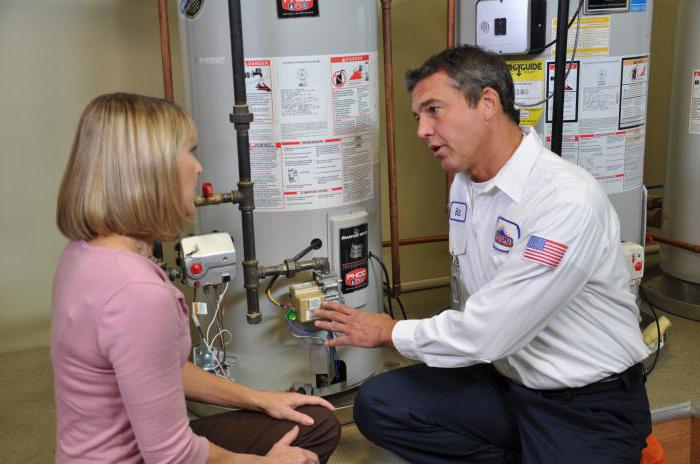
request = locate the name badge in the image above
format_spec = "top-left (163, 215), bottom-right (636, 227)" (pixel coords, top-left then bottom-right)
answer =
top-left (493, 216), bottom-right (520, 253)
top-left (449, 202), bottom-right (467, 222)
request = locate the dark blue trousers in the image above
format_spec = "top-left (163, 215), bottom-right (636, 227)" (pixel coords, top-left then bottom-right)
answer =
top-left (354, 363), bottom-right (651, 464)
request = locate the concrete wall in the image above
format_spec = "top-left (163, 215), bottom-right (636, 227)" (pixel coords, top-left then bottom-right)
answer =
top-left (0, 0), bottom-right (675, 353)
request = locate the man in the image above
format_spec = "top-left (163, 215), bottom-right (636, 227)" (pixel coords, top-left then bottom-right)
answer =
top-left (315, 45), bottom-right (651, 463)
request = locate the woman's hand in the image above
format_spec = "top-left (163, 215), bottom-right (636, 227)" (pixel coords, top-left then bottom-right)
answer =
top-left (256, 391), bottom-right (334, 426)
top-left (263, 426), bottom-right (319, 464)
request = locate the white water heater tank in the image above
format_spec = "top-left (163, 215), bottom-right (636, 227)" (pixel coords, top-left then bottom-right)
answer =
top-left (178, 0), bottom-right (384, 394)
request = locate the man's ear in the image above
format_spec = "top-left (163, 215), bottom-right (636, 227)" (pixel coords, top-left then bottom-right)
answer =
top-left (479, 87), bottom-right (502, 121)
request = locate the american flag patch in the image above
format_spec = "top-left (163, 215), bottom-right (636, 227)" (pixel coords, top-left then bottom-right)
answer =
top-left (523, 235), bottom-right (568, 268)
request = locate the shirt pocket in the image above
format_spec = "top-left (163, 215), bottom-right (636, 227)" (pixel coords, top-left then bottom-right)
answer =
top-left (490, 247), bottom-right (509, 271)
top-left (449, 221), bottom-right (467, 257)
top-left (449, 222), bottom-right (468, 310)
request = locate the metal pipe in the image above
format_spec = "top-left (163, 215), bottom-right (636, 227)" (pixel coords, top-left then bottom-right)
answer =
top-left (259, 258), bottom-right (330, 279)
top-left (381, 0), bottom-right (402, 297)
top-left (194, 191), bottom-right (241, 207)
top-left (550, 0), bottom-right (570, 155)
top-left (444, 0), bottom-right (456, 211)
top-left (227, 0), bottom-right (261, 324)
top-left (382, 234), bottom-right (448, 248)
top-left (648, 234), bottom-right (700, 254)
top-left (447, 0), bottom-right (456, 48)
top-left (157, 0), bottom-right (174, 101)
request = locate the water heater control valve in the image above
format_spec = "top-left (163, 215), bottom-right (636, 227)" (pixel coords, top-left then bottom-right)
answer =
top-left (179, 233), bottom-right (237, 287)
top-left (289, 271), bottom-right (343, 323)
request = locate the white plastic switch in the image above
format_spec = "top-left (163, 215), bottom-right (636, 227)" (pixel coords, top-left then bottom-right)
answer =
top-left (622, 241), bottom-right (645, 282)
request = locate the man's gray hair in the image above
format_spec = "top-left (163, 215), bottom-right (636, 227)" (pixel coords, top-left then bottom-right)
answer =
top-left (405, 45), bottom-right (519, 124)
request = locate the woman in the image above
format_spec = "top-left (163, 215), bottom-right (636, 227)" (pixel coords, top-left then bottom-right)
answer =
top-left (52, 93), bottom-right (340, 464)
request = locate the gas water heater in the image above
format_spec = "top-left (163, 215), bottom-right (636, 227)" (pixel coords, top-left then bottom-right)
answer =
top-left (178, 0), bottom-right (384, 394)
top-left (460, 0), bottom-right (653, 244)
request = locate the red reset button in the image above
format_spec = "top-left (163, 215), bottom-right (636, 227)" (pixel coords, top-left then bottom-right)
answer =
top-left (190, 263), bottom-right (203, 275)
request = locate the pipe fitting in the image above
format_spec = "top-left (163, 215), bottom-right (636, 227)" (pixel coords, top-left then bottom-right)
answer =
top-left (229, 104), bottom-right (254, 129)
top-left (237, 181), bottom-right (255, 213)
top-left (194, 190), bottom-right (242, 207)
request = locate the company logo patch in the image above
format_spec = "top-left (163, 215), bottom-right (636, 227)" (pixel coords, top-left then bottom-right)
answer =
top-left (449, 202), bottom-right (467, 222)
top-left (493, 216), bottom-right (520, 253)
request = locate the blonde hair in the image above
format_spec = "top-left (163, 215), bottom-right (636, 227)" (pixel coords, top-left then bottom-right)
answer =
top-left (57, 93), bottom-right (196, 242)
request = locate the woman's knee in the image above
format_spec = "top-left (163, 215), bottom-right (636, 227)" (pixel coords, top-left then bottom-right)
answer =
top-left (294, 405), bottom-right (341, 462)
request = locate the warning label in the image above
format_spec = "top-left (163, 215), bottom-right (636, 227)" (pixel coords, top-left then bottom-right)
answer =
top-left (544, 55), bottom-right (650, 194)
top-left (546, 61), bottom-right (579, 123)
top-left (689, 70), bottom-right (700, 135)
top-left (507, 60), bottom-right (545, 128)
top-left (620, 56), bottom-right (649, 129)
top-left (245, 52), bottom-right (379, 211)
top-left (551, 16), bottom-right (610, 57)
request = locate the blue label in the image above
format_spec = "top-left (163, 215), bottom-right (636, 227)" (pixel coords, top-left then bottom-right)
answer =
top-left (631, 0), bottom-right (647, 12)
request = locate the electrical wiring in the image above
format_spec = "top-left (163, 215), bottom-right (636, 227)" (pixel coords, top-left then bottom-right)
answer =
top-left (528, 0), bottom-right (584, 55)
top-left (516, 0), bottom-right (584, 108)
top-left (639, 283), bottom-right (662, 377)
top-left (205, 282), bottom-right (229, 346)
top-left (369, 252), bottom-right (408, 319)
top-left (209, 329), bottom-right (233, 350)
top-left (369, 252), bottom-right (394, 318)
top-left (266, 287), bottom-right (288, 310)
top-left (192, 284), bottom-right (231, 378)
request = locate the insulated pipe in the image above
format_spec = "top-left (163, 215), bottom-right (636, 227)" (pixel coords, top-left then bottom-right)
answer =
top-left (550, 0), bottom-right (570, 155)
top-left (157, 0), bottom-right (174, 101)
top-left (227, 0), bottom-right (261, 324)
top-left (381, 0), bottom-right (402, 297)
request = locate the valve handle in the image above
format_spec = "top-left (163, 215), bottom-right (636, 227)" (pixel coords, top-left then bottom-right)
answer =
top-left (202, 182), bottom-right (214, 198)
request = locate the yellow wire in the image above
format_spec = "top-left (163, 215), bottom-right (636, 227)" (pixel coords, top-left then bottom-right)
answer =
top-left (266, 288), bottom-right (285, 308)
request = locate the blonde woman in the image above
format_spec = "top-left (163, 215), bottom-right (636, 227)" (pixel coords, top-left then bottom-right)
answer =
top-left (52, 93), bottom-right (340, 464)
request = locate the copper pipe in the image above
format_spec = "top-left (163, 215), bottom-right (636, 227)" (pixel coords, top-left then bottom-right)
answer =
top-left (381, 0), bottom-right (402, 297)
top-left (444, 0), bottom-right (456, 212)
top-left (158, 0), bottom-right (174, 101)
top-left (647, 233), bottom-right (700, 254)
top-left (447, 0), bottom-right (456, 48)
top-left (382, 235), bottom-right (448, 248)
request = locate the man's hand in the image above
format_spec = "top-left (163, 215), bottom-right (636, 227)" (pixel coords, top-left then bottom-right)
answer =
top-left (257, 391), bottom-right (334, 426)
top-left (264, 426), bottom-right (319, 464)
top-left (314, 301), bottom-right (397, 348)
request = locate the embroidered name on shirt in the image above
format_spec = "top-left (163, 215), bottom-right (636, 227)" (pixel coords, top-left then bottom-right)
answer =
top-left (449, 202), bottom-right (467, 222)
top-left (523, 235), bottom-right (568, 268)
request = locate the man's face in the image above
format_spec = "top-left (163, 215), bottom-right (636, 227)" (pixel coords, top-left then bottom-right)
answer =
top-left (411, 71), bottom-right (487, 174)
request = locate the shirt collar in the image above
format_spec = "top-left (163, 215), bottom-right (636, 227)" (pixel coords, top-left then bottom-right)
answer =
top-left (468, 126), bottom-right (542, 202)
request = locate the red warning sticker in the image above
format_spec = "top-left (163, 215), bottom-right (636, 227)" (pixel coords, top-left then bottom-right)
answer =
top-left (277, 0), bottom-right (319, 18)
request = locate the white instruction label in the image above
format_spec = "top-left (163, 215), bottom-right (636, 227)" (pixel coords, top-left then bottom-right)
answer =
top-left (689, 70), bottom-right (700, 135)
top-left (551, 16), bottom-right (610, 58)
top-left (544, 55), bottom-right (649, 194)
top-left (620, 57), bottom-right (649, 130)
top-left (192, 302), bottom-right (208, 315)
top-left (244, 52), bottom-right (379, 211)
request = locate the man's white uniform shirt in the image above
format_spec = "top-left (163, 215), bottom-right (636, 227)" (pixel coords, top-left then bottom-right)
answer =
top-left (392, 126), bottom-right (649, 389)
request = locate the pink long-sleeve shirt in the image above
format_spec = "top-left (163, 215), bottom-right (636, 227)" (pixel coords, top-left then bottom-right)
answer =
top-left (51, 240), bottom-right (209, 463)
